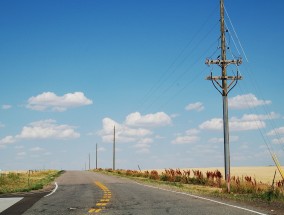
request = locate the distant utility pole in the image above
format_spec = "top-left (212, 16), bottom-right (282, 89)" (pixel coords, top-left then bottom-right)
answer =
top-left (96, 143), bottom-right (98, 169)
top-left (89, 153), bottom-right (91, 170)
top-left (205, 0), bottom-right (242, 193)
top-left (113, 125), bottom-right (116, 170)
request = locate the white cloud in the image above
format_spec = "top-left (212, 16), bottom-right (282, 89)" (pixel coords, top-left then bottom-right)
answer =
top-left (199, 118), bottom-right (223, 130)
top-left (267, 127), bottom-right (284, 136)
top-left (125, 112), bottom-right (171, 127)
top-left (0, 120), bottom-right (80, 146)
top-left (236, 112), bottom-right (279, 121)
top-left (16, 119), bottom-right (80, 139)
top-left (17, 152), bottom-right (26, 156)
top-left (27, 92), bottom-right (93, 112)
top-left (172, 135), bottom-right (200, 144)
top-left (29, 147), bottom-right (44, 152)
top-left (185, 102), bottom-right (204, 112)
top-left (98, 112), bottom-right (172, 154)
top-left (135, 147), bottom-right (150, 154)
top-left (0, 122), bottom-right (5, 128)
top-left (208, 137), bottom-right (223, 144)
top-left (229, 94), bottom-right (271, 109)
top-left (208, 136), bottom-right (239, 143)
top-left (0, 136), bottom-right (16, 146)
top-left (133, 138), bottom-right (154, 154)
top-left (138, 138), bottom-right (153, 144)
top-left (170, 113), bottom-right (180, 118)
top-left (230, 120), bottom-right (266, 131)
top-left (185, 129), bottom-right (200, 135)
top-left (14, 145), bottom-right (24, 149)
top-left (272, 138), bottom-right (284, 144)
top-left (97, 147), bottom-right (106, 152)
top-left (98, 117), bottom-right (152, 143)
top-left (2, 105), bottom-right (12, 110)
top-left (134, 143), bottom-right (151, 149)
top-left (199, 113), bottom-right (272, 131)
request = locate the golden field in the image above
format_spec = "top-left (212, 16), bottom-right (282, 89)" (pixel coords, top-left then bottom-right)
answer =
top-left (152, 166), bottom-right (284, 184)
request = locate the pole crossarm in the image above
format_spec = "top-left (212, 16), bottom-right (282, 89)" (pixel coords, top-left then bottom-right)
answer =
top-left (206, 75), bottom-right (242, 81)
top-left (205, 58), bottom-right (242, 67)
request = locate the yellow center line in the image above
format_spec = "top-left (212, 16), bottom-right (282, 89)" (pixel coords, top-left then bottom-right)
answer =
top-left (88, 181), bottom-right (112, 214)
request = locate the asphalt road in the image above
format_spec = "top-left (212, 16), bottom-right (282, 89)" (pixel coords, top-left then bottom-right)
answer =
top-left (4, 171), bottom-right (273, 215)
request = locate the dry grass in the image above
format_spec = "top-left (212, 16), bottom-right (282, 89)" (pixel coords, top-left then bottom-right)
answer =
top-left (151, 166), bottom-right (283, 184)
top-left (0, 170), bottom-right (61, 194)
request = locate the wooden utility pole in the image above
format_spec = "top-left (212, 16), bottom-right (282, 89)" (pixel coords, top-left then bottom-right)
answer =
top-left (89, 153), bottom-right (91, 170)
top-left (96, 143), bottom-right (98, 169)
top-left (205, 0), bottom-right (242, 193)
top-left (113, 126), bottom-right (116, 170)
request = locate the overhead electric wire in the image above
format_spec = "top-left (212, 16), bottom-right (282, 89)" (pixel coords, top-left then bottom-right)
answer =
top-left (142, 22), bottom-right (219, 112)
top-left (137, 5), bottom-right (219, 112)
top-left (228, 25), bottom-right (284, 153)
top-left (156, 40), bottom-right (220, 111)
top-left (224, 5), bottom-right (249, 62)
top-left (224, 8), bottom-right (284, 158)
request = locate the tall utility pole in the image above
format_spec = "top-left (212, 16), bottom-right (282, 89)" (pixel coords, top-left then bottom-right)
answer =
top-left (96, 143), bottom-right (98, 169)
top-left (113, 126), bottom-right (116, 170)
top-left (205, 0), bottom-right (242, 193)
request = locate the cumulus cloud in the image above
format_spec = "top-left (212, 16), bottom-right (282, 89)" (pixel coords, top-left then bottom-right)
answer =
top-left (230, 119), bottom-right (266, 131)
top-left (29, 147), bottom-right (44, 152)
top-left (98, 117), bottom-right (152, 143)
top-left (267, 127), bottom-right (284, 136)
top-left (229, 94), bottom-right (271, 109)
top-left (17, 152), bottom-right (26, 156)
top-left (199, 118), bottom-right (223, 130)
top-left (97, 147), bottom-right (106, 152)
top-left (172, 135), bottom-right (200, 144)
top-left (125, 112), bottom-right (171, 127)
top-left (2, 105), bottom-right (12, 110)
top-left (0, 119), bottom-right (80, 147)
top-left (98, 112), bottom-right (172, 153)
top-left (236, 112), bottom-right (279, 121)
top-left (199, 113), bottom-right (274, 131)
top-left (185, 102), bottom-right (204, 112)
top-left (208, 136), bottom-right (239, 143)
top-left (268, 126), bottom-right (284, 145)
top-left (185, 129), bottom-right (200, 135)
top-left (272, 138), bottom-right (284, 144)
top-left (172, 128), bottom-right (200, 144)
top-left (16, 119), bottom-right (80, 139)
top-left (0, 136), bottom-right (15, 146)
top-left (27, 92), bottom-right (93, 112)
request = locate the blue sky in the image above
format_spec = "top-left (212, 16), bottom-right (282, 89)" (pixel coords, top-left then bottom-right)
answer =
top-left (1, 0), bottom-right (284, 171)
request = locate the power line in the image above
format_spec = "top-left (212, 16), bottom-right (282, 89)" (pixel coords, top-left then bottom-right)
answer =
top-left (137, 6), bottom-right (219, 112)
top-left (224, 5), bottom-right (249, 62)
top-left (142, 23), bottom-right (219, 112)
top-left (225, 6), bottom-right (284, 154)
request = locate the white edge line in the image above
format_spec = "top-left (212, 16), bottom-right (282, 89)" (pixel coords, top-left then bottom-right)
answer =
top-left (44, 182), bottom-right (58, 197)
top-left (134, 182), bottom-right (267, 215)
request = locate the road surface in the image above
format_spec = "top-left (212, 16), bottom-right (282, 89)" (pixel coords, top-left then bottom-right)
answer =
top-left (1, 171), bottom-right (273, 214)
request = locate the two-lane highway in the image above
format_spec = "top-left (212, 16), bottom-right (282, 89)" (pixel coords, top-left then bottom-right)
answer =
top-left (6, 171), bottom-right (271, 214)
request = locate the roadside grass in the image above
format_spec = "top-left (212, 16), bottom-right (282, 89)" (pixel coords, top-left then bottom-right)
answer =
top-left (92, 168), bottom-right (284, 204)
top-left (0, 170), bottom-right (63, 194)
